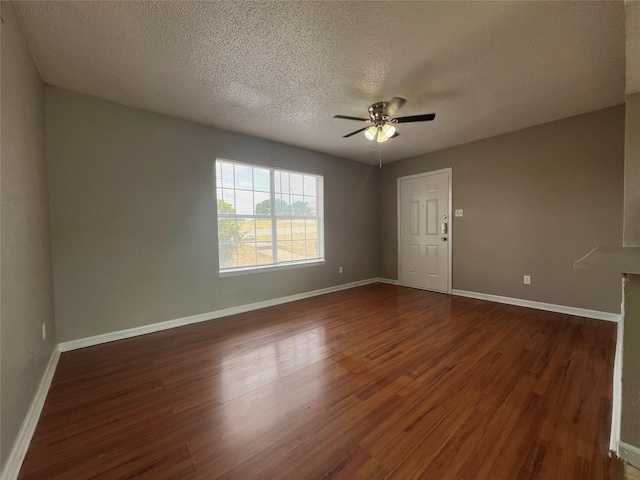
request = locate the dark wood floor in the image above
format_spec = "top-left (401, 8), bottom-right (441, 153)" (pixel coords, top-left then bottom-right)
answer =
top-left (20, 283), bottom-right (617, 479)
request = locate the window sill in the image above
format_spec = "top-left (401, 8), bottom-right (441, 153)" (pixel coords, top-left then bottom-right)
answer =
top-left (219, 259), bottom-right (326, 277)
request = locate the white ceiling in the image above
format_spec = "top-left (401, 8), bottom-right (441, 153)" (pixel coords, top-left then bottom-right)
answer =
top-left (14, 1), bottom-right (626, 164)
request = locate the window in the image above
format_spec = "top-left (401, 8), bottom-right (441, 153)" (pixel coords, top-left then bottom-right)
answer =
top-left (216, 159), bottom-right (324, 274)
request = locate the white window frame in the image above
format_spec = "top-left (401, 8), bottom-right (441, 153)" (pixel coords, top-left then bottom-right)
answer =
top-left (215, 158), bottom-right (325, 277)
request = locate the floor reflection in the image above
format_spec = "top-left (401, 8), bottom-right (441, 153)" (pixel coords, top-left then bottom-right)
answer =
top-left (220, 326), bottom-right (327, 439)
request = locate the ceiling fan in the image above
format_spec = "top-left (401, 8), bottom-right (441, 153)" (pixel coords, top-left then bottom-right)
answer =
top-left (334, 97), bottom-right (436, 143)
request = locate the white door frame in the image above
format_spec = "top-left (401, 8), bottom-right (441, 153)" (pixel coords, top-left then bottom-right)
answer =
top-left (397, 168), bottom-right (453, 294)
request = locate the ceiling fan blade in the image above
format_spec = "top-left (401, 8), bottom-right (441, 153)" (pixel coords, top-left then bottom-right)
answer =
top-left (343, 127), bottom-right (367, 138)
top-left (334, 114), bottom-right (369, 122)
top-left (387, 97), bottom-right (406, 118)
top-left (394, 113), bottom-right (436, 123)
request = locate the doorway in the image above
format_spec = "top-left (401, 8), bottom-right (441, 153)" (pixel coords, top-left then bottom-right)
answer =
top-left (397, 169), bottom-right (452, 293)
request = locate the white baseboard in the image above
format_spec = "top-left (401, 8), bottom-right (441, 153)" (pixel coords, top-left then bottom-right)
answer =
top-left (1, 347), bottom-right (60, 480)
top-left (59, 278), bottom-right (380, 352)
top-left (59, 281), bottom-right (619, 353)
top-left (452, 289), bottom-right (620, 323)
top-left (619, 441), bottom-right (640, 469)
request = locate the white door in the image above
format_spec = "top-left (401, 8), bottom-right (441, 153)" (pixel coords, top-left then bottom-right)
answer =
top-left (398, 169), bottom-right (451, 293)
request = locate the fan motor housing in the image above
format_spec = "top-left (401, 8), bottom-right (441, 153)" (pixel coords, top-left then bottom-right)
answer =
top-left (368, 102), bottom-right (390, 125)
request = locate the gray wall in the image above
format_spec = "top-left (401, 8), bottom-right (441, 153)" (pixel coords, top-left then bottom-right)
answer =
top-left (620, 0), bottom-right (640, 456)
top-left (625, 92), bottom-right (640, 247)
top-left (45, 87), bottom-right (379, 343)
top-left (622, 273), bottom-right (640, 453)
top-left (0, 2), bottom-right (57, 469)
top-left (379, 106), bottom-right (625, 314)
top-left (621, 90), bottom-right (640, 453)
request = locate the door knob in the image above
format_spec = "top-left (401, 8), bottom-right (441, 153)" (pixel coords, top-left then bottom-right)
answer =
top-left (441, 237), bottom-right (447, 241)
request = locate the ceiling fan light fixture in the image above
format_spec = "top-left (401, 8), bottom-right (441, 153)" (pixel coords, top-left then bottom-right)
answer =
top-left (335, 98), bottom-right (435, 142)
top-left (382, 123), bottom-right (396, 138)
top-left (364, 126), bottom-right (377, 141)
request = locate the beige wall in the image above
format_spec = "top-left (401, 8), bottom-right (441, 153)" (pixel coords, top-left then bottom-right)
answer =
top-left (626, 0), bottom-right (640, 95)
top-left (622, 273), bottom-right (640, 453)
top-left (624, 92), bottom-right (640, 248)
top-left (0, 2), bottom-right (57, 469)
top-left (45, 87), bottom-right (379, 343)
top-left (621, 0), bottom-right (640, 461)
top-left (379, 106), bottom-right (625, 314)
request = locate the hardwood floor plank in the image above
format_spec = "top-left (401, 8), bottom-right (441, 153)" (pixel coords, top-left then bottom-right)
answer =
top-left (19, 284), bottom-right (616, 479)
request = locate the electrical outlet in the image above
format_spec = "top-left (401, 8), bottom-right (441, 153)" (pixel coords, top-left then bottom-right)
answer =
top-left (42, 323), bottom-right (46, 340)
top-left (524, 275), bottom-right (531, 285)
top-left (339, 266), bottom-right (343, 274)
top-left (455, 209), bottom-right (464, 217)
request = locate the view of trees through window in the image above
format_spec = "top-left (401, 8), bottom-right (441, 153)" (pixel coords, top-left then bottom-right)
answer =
top-left (216, 159), bottom-right (324, 271)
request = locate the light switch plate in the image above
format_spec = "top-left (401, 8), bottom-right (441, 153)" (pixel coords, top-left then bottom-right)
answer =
top-left (455, 209), bottom-right (463, 217)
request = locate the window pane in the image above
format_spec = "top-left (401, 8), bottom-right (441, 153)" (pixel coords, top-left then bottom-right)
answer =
top-left (275, 171), bottom-right (282, 193)
top-left (255, 218), bottom-right (273, 243)
top-left (303, 175), bottom-right (316, 196)
top-left (305, 240), bottom-right (318, 258)
top-left (217, 191), bottom-right (233, 214)
top-left (291, 219), bottom-right (304, 241)
top-left (277, 219), bottom-right (292, 241)
top-left (291, 195), bottom-right (308, 217)
top-left (279, 172), bottom-right (290, 194)
top-left (218, 218), bottom-right (239, 242)
top-left (277, 220), bottom-right (293, 262)
top-left (289, 173), bottom-right (303, 195)
top-left (240, 218), bottom-right (256, 243)
top-left (276, 194), bottom-right (291, 216)
top-left (291, 240), bottom-right (306, 259)
top-left (222, 188), bottom-right (235, 210)
top-left (254, 191), bottom-right (270, 215)
top-left (220, 162), bottom-right (234, 188)
top-left (254, 168), bottom-right (270, 192)
top-left (304, 196), bottom-right (317, 217)
top-left (256, 241), bottom-right (273, 265)
top-left (237, 243), bottom-right (257, 267)
top-left (237, 216), bottom-right (257, 268)
top-left (305, 219), bottom-right (317, 239)
top-left (235, 190), bottom-right (253, 215)
top-left (278, 241), bottom-right (293, 262)
top-left (218, 243), bottom-right (237, 268)
top-left (218, 217), bottom-right (240, 265)
top-left (234, 164), bottom-right (253, 190)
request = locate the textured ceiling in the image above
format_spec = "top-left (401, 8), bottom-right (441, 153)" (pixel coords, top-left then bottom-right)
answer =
top-left (14, 1), bottom-right (626, 164)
